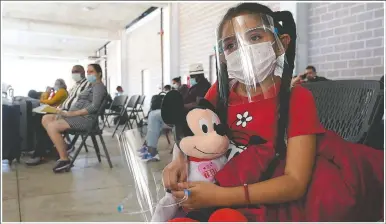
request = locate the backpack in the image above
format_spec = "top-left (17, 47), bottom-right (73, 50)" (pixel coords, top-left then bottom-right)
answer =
top-left (150, 92), bottom-right (166, 111)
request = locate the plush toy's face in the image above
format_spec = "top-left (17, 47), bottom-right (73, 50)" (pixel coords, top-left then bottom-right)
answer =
top-left (179, 108), bottom-right (229, 160)
top-left (161, 90), bottom-right (230, 160)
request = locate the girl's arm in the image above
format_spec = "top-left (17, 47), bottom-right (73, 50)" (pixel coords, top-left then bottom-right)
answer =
top-left (218, 134), bottom-right (317, 206)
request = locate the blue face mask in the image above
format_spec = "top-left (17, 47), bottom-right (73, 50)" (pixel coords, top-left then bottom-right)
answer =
top-left (54, 86), bottom-right (59, 91)
top-left (190, 78), bottom-right (197, 86)
top-left (87, 75), bottom-right (97, 83)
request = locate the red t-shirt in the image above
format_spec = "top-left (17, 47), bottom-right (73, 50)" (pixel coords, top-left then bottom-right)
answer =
top-left (205, 82), bottom-right (325, 147)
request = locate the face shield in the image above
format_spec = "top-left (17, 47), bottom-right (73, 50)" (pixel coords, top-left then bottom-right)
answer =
top-left (216, 13), bottom-right (287, 105)
top-left (116, 131), bottom-right (188, 222)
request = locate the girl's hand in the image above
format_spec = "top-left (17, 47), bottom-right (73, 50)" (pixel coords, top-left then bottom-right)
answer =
top-left (162, 152), bottom-right (188, 191)
top-left (171, 182), bottom-right (225, 210)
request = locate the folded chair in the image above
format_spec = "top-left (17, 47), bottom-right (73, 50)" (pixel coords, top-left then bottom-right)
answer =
top-left (112, 95), bottom-right (140, 137)
top-left (66, 96), bottom-right (113, 171)
top-left (133, 95), bottom-right (146, 123)
top-left (103, 95), bottom-right (129, 128)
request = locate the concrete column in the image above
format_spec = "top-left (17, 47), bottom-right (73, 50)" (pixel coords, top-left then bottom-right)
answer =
top-left (119, 30), bottom-right (129, 92)
top-left (169, 3), bottom-right (180, 80)
top-left (280, 2), bottom-right (309, 75)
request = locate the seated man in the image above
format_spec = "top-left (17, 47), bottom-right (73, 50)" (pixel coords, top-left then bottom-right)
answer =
top-left (172, 76), bottom-right (189, 100)
top-left (139, 63), bottom-right (211, 162)
top-left (163, 85), bottom-right (172, 93)
top-left (26, 65), bottom-right (91, 165)
top-left (115, 86), bottom-right (124, 97)
top-left (291, 65), bottom-right (329, 87)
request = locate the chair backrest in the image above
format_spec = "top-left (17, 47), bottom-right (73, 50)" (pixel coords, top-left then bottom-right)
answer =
top-left (302, 80), bottom-right (381, 143)
top-left (126, 95), bottom-right (140, 108)
top-left (139, 95), bottom-right (146, 105)
top-left (111, 95), bottom-right (128, 108)
top-left (136, 95), bottom-right (146, 109)
top-left (91, 94), bottom-right (109, 131)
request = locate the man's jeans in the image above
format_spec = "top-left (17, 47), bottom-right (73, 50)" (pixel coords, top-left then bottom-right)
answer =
top-left (146, 109), bottom-right (165, 150)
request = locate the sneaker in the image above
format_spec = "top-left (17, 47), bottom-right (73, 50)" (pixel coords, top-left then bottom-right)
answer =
top-left (137, 145), bottom-right (148, 154)
top-left (53, 159), bottom-right (71, 173)
top-left (25, 157), bottom-right (43, 166)
top-left (141, 153), bottom-right (160, 162)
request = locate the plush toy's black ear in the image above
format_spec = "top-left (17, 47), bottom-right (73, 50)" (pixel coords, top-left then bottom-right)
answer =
top-left (161, 90), bottom-right (185, 125)
top-left (198, 98), bottom-right (216, 112)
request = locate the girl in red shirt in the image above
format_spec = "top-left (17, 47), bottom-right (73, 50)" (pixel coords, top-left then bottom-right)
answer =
top-left (165, 3), bottom-right (383, 222)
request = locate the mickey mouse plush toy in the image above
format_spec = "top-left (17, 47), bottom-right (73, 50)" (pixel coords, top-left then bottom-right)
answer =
top-left (151, 90), bottom-right (248, 222)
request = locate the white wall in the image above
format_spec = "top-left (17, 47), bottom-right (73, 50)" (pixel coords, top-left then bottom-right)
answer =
top-left (125, 8), bottom-right (162, 111)
top-left (106, 40), bottom-right (122, 94)
top-left (1, 56), bottom-right (78, 96)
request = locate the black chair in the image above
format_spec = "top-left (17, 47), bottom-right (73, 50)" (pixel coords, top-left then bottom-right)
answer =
top-left (66, 96), bottom-right (113, 171)
top-left (103, 95), bottom-right (129, 128)
top-left (126, 95), bottom-right (146, 126)
top-left (302, 80), bottom-right (382, 145)
top-left (363, 77), bottom-right (384, 149)
top-left (112, 95), bottom-right (140, 137)
top-left (134, 95), bottom-right (146, 122)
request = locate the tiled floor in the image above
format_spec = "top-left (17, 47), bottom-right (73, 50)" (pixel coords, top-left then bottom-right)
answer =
top-left (2, 127), bottom-right (174, 222)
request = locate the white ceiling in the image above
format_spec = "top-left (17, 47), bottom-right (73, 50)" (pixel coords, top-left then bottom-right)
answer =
top-left (2, 2), bottom-right (166, 60)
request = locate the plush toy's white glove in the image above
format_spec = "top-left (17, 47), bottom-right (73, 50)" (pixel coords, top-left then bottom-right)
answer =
top-left (151, 192), bottom-right (178, 222)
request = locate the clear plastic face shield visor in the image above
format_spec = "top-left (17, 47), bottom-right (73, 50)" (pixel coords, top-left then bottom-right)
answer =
top-left (116, 131), bottom-right (188, 222)
top-left (216, 13), bottom-right (287, 105)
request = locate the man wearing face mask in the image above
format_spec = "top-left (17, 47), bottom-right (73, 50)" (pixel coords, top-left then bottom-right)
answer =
top-left (60, 65), bottom-right (91, 111)
top-left (184, 63), bottom-right (212, 109)
top-left (172, 76), bottom-right (189, 101)
top-left (26, 65), bottom-right (90, 166)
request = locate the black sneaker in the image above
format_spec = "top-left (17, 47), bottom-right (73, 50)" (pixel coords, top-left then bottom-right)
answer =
top-left (53, 160), bottom-right (71, 173)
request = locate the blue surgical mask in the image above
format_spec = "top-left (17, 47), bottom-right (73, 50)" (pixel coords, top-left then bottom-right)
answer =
top-left (54, 86), bottom-right (59, 91)
top-left (87, 75), bottom-right (97, 83)
top-left (190, 78), bottom-right (197, 86)
top-left (72, 73), bottom-right (83, 82)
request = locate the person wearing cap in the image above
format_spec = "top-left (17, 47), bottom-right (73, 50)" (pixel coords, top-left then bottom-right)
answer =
top-left (184, 63), bottom-right (212, 109)
top-left (137, 63), bottom-right (211, 162)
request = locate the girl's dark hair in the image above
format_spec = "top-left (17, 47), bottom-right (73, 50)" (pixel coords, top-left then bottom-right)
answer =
top-left (217, 3), bottom-right (297, 170)
top-left (89, 63), bottom-right (103, 78)
top-left (172, 76), bottom-right (181, 83)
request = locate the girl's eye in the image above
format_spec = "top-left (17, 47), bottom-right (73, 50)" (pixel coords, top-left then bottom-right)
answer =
top-left (250, 34), bottom-right (260, 42)
top-left (225, 43), bottom-right (235, 50)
